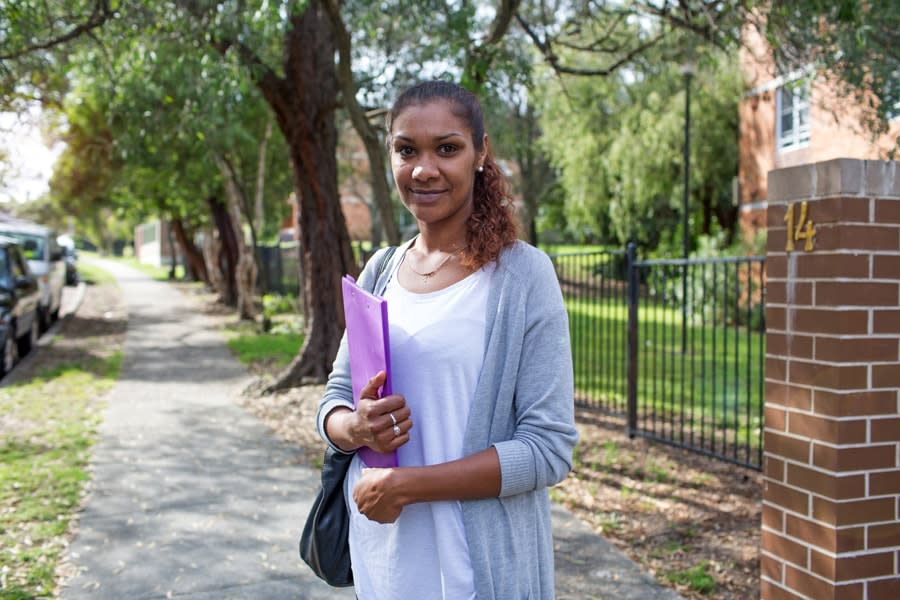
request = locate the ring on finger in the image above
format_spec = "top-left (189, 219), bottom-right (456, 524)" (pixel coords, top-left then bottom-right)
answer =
top-left (392, 424), bottom-right (402, 437)
top-left (389, 412), bottom-right (397, 426)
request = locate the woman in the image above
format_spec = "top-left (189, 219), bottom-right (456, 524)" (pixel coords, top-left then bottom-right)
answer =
top-left (316, 80), bottom-right (578, 600)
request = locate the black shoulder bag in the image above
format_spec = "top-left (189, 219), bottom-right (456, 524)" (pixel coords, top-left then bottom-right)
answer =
top-left (299, 246), bottom-right (397, 587)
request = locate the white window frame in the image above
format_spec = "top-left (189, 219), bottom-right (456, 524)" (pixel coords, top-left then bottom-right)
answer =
top-left (776, 82), bottom-right (811, 152)
top-left (888, 97), bottom-right (899, 122)
top-left (887, 70), bottom-right (899, 121)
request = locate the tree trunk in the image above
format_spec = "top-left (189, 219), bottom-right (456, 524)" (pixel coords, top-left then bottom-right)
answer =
top-left (369, 198), bottom-right (383, 247)
top-left (323, 0), bottom-right (400, 246)
top-left (255, 120), bottom-right (272, 234)
top-left (167, 224), bottom-right (178, 280)
top-left (715, 200), bottom-right (739, 246)
top-left (207, 196), bottom-right (239, 306)
top-left (171, 217), bottom-right (209, 284)
top-left (217, 157), bottom-right (259, 320)
top-left (202, 226), bottom-right (227, 300)
top-left (254, 120), bottom-right (273, 293)
top-left (516, 103), bottom-right (551, 246)
top-left (239, 0), bottom-right (355, 389)
top-left (701, 189), bottom-right (713, 236)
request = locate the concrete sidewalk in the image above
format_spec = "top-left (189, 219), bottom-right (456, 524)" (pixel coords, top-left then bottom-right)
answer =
top-left (60, 260), bottom-right (681, 600)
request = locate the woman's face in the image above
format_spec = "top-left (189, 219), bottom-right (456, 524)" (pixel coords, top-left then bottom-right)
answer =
top-left (389, 100), bottom-right (485, 229)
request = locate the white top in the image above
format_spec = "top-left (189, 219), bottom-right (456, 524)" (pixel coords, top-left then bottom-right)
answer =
top-left (344, 259), bottom-right (491, 600)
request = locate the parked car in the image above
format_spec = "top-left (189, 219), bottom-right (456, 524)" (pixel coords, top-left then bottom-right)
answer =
top-left (58, 234), bottom-right (79, 285)
top-left (0, 222), bottom-right (65, 331)
top-left (0, 236), bottom-right (42, 376)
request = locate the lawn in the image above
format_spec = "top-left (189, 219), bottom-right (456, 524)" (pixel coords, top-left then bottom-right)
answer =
top-left (79, 251), bottom-right (186, 281)
top-left (549, 247), bottom-right (766, 466)
top-left (226, 330), bottom-right (305, 367)
top-left (0, 354), bottom-right (122, 598)
top-left (74, 259), bottom-right (117, 285)
top-left (220, 309), bottom-right (305, 371)
top-left (565, 294), bottom-right (766, 466)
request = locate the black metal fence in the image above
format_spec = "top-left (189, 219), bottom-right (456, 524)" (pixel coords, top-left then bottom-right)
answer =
top-left (551, 244), bottom-right (766, 470)
top-left (257, 241), bottom-right (374, 295)
top-left (258, 240), bottom-right (766, 469)
top-left (257, 242), bottom-right (301, 296)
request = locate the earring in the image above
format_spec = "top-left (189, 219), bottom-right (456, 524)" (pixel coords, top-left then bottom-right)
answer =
top-left (477, 165), bottom-right (484, 172)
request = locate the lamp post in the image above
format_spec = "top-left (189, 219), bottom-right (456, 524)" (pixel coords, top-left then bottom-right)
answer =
top-left (680, 61), bottom-right (695, 354)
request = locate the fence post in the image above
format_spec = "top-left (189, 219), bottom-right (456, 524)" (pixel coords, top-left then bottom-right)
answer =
top-left (626, 241), bottom-right (638, 438)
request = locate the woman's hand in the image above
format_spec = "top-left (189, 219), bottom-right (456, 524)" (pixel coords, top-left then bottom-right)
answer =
top-left (325, 371), bottom-right (413, 453)
top-left (353, 467), bottom-right (407, 523)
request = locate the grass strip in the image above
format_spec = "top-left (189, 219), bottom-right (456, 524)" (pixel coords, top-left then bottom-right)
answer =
top-left (79, 251), bottom-right (185, 281)
top-left (74, 261), bottom-right (117, 285)
top-left (0, 353), bottom-right (122, 598)
top-left (226, 331), bottom-right (304, 367)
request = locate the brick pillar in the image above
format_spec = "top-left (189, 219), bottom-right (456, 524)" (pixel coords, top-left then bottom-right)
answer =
top-left (762, 159), bottom-right (900, 599)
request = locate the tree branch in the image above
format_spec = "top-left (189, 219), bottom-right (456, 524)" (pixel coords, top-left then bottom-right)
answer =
top-left (484, 0), bottom-right (522, 45)
top-left (516, 13), bottom-right (667, 77)
top-left (322, 0), bottom-right (400, 244)
top-left (0, 0), bottom-right (116, 61)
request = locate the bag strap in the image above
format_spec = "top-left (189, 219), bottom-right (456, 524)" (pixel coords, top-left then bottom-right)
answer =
top-left (369, 246), bottom-right (397, 293)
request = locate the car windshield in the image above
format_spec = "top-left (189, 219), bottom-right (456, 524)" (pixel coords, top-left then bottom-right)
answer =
top-left (0, 232), bottom-right (44, 261)
top-left (0, 250), bottom-right (10, 289)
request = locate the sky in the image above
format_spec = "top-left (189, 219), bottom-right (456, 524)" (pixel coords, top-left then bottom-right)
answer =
top-left (0, 107), bottom-right (64, 205)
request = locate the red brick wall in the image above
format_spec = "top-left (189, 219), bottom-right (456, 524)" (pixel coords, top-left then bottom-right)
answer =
top-left (738, 24), bottom-right (900, 244)
top-left (284, 194), bottom-right (372, 242)
top-left (762, 159), bottom-right (900, 599)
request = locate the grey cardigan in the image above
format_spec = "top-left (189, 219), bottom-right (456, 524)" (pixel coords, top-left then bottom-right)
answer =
top-left (316, 240), bottom-right (578, 600)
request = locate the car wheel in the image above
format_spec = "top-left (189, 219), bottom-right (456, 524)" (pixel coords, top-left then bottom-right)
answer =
top-left (18, 318), bottom-right (38, 356)
top-left (1, 331), bottom-right (18, 376)
top-left (28, 318), bottom-right (39, 351)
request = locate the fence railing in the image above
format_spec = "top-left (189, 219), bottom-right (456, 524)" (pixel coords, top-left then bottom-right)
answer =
top-left (259, 240), bottom-right (766, 469)
top-left (257, 243), bottom-right (300, 296)
top-left (257, 241), bottom-right (373, 296)
top-left (551, 244), bottom-right (766, 470)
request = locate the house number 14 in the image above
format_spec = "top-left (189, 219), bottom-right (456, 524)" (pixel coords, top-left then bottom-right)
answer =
top-left (784, 201), bottom-right (816, 252)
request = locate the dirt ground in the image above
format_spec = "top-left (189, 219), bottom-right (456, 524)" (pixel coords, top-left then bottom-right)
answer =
top-left (183, 283), bottom-right (764, 599)
top-left (232, 384), bottom-right (761, 599)
top-left (7, 281), bottom-right (127, 384)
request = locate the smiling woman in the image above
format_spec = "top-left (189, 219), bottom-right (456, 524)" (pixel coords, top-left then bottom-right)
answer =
top-left (314, 81), bottom-right (578, 600)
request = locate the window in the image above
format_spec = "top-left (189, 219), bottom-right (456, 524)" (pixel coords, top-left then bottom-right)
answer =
top-left (887, 72), bottom-right (899, 121)
top-left (9, 247), bottom-right (26, 279)
top-left (0, 232), bottom-right (45, 261)
top-left (777, 82), bottom-right (810, 151)
top-left (140, 221), bottom-right (158, 244)
top-left (0, 250), bottom-right (10, 290)
top-left (889, 101), bottom-right (900, 122)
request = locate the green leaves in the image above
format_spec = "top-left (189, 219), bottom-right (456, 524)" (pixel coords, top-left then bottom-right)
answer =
top-left (761, 0), bottom-right (899, 130)
top-left (536, 47), bottom-right (742, 250)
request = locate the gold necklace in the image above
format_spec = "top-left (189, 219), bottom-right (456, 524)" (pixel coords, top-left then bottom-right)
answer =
top-left (405, 247), bottom-right (462, 283)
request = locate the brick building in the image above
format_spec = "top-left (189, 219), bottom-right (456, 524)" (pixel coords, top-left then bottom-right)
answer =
top-left (134, 219), bottom-right (178, 267)
top-left (738, 25), bottom-right (899, 238)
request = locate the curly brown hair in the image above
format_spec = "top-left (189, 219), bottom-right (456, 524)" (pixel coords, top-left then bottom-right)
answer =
top-left (387, 81), bottom-right (518, 270)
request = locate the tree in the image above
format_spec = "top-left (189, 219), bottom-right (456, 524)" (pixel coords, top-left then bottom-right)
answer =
top-left (322, 0), bottom-right (400, 246)
top-left (13, 0), bottom-right (891, 389)
top-left (479, 62), bottom-right (557, 245)
top-left (535, 43), bottom-right (742, 251)
top-left (516, 1), bottom-right (898, 135)
top-left (187, 0), bottom-right (357, 387)
top-left (758, 0), bottom-right (900, 133)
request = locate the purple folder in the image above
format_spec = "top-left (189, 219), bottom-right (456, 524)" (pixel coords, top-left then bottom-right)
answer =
top-left (341, 275), bottom-right (398, 468)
